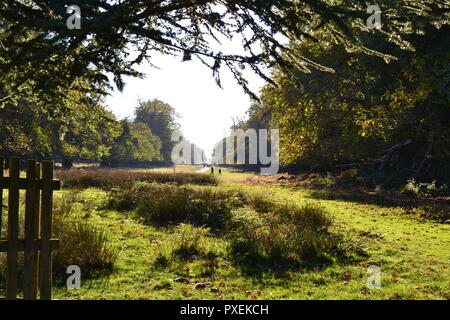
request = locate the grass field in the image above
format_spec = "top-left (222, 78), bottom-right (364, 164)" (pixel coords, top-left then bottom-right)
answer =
top-left (1, 166), bottom-right (449, 300)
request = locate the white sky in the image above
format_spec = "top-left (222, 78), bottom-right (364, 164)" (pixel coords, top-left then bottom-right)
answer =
top-left (105, 52), bottom-right (266, 157)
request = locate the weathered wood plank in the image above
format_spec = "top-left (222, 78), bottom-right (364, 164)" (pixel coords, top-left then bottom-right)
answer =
top-left (23, 160), bottom-right (37, 300)
top-left (0, 238), bottom-right (60, 252)
top-left (6, 158), bottom-right (20, 299)
top-left (31, 162), bottom-right (41, 299)
top-left (39, 161), bottom-right (54, 300)
top-left (0, 177), bottom-right (60, 190)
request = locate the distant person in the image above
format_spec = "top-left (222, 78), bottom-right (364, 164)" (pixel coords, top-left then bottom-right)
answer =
top-left (219, 169), bottom-right (222, 175)
top-left (211, 167), bottom-right (214, 175)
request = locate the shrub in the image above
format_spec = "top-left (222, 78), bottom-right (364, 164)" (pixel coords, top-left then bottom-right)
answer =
top-left (52, 193), bottom-right (118, 274)
top-left (402, 179), bottom-right (448, 197)
top-left (105, 182), bottom-right (242, 230)
top-left (105, 183), bottom-right (356, 266)
top-left (227, 203), bottom-right (341, 263)
top-left (52, 219), bottom-right (118, 274)
top-left (152, 224), bottom-right (213, 272)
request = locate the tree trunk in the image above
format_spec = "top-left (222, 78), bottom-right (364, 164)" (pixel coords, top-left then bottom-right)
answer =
top-left (62, 157), bottom-right (74, 169)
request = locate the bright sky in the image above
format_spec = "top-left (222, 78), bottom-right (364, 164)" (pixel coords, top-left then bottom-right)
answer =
top-left (104, 51), bottom-right (266, 158)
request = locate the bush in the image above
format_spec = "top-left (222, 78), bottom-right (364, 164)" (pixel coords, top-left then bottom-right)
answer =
top-left (101, 174), bottom-right (367, 272)
top-left (227, 203), bottom-right (341, 263)
top-left (152, 224), bottom-right (213, 272)
top-left (52, 193), bottom-right (117, 274)
top-left (56, 169), bottom-right (218, 189)
top-left (105, 182), bottom-right (350, 265)
top-left (402, 179), bottom-right (448, 197)
top-left (53, 219), bottom-right (118, 274)
top-left (105, 182), bottom-right (242, 230)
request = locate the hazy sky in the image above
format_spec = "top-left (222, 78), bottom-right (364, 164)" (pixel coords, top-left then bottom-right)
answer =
top-left (105, 50), bottom-right (266, 157)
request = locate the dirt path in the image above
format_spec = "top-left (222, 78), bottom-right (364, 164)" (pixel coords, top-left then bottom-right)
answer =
top-left (196, 167), bottom-right (210, 173)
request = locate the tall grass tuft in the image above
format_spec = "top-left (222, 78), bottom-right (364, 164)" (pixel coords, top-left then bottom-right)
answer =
top-left (226, 203), bottom-right (341, 264)
top-left (52, 193), bottom-right (118, 274)
top-left (104, 182), bottom-right (351, 265)
top-left (172, 223), bottom-right (210, 258)
top-left (53, 219), bottom-right (117, 274)
top-left (105, 182), bottom-right (242, 230)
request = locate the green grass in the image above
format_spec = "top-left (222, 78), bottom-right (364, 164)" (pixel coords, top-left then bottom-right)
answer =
top-left (49, 183), bottom-right (449, 300)
top-left (1, 167), bottom-right (448, 300)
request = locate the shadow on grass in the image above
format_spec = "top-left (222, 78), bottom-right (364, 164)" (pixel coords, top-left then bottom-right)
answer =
top-left (283, 185), bottom-right (450, 209)
top-left (52, 266), bottom-right (116, 289)
top-left (229, 254), bottom-right (340, 279)
top-left (0, 265), bottom-right (116, 297)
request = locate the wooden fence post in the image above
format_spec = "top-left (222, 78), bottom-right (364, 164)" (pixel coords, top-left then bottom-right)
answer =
top-left (32, 162), bottom-right (42, 299)
top-left (6, 158), bottom-right (20, 299)
top-left (0, 158), bottom-right (59, 300)
top-left (24, 160), bottom-right (37, 300)
top-left (39, 161), bottom-right (54, 300)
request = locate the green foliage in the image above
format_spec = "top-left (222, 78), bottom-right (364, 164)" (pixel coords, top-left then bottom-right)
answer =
top-left (1, 1), bottom-right (448, 107)
top-left (172, 224), bottom-right (210, 258)
top-left (135, 99), bottom-right (179, 161)
top-left (243, 25), bottom-right (450, 184)
top-left (402, 179), bottom-right (448, 197)
top-left (44, 185), bottom-right (450, 300)
top-left (0, 90), bottom-right (120, 166)
top-left (103, 120), bottom-right (162, 166)
top-left (0, 88), bottom-right (180, 169)
top-left (0, 192), bottom-right (117, 292)
top-left (104, 182), bottom-right (353, 265)
top-left (0, 99), bottom-right (49, 157)
top-left (53, 219), bottom-right (118, 274)
top-left (151, 224), bottom-right (216, 276)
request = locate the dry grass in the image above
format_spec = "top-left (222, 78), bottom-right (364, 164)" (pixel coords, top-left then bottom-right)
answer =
top-left (56, 168), bottom-right (218, 189)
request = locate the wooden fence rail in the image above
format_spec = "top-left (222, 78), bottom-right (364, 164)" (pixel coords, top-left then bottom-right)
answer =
top-left (0, 157), bottom-right (60, 300)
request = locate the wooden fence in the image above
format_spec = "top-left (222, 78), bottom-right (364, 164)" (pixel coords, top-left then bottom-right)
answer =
top-left (0, 157), bottom-right (60, 300)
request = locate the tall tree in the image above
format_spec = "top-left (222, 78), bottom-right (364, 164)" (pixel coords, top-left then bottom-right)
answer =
top-left (252, 24), bottom-right (449, 180)
top-left (102, 120), bottom-right (162, 166)
top-left (135, 99), bottom-right (179, 161)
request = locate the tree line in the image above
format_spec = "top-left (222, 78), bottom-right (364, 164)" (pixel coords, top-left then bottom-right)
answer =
top-left (0, 95), bottom-right (179, 168)
top-left (231, 24), bottom-right (449, 185)
top-left (0, 0), bottom-right (448, 181)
